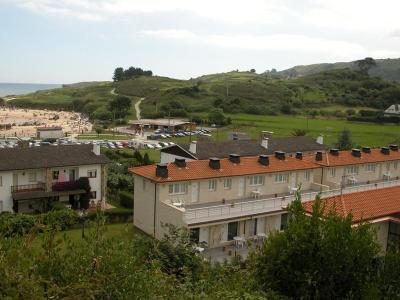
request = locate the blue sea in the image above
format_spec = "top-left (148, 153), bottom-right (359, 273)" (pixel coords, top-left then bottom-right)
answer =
top-left (0, 83), bottom-right (62, 97)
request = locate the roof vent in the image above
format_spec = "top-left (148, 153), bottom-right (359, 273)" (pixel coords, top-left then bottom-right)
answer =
top-left (351, 149), bottom-right (361, 158)
top-left (295, 152), bottom-right (303, 160)
top-left (156, 164), bottom-right (168, 178)
top-left (329, 148), bottom-right (339, 156)
top-left (209, 157), bottom-right (221, 170)
top-left (381, 147), bottom-right (390, 155)
top-left (362, 147), bottom-right (371, 153)
top-left (275, 151), bottom-right (286, 160)
top-left (174, 158), bottom-right (186, 168)
top-left (258, 155), bottom-right (269, 166)
top-left (315, 151), bottom-right (323, 161)
top-left (229, 154), bottom-right (240, 164)
top-left (389, 144), bottom-right (399, 152)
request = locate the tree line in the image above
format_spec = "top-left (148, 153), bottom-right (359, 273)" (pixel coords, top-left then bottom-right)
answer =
top-left (113, 66), bottom-right (153, 82)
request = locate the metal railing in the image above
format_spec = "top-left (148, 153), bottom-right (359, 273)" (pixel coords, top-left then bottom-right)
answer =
top-left (183, 178), bottom-right (400, 222)
top-left (11, 183), bottom-right (46, 193)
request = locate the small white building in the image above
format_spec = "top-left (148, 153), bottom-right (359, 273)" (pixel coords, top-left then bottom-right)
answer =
top-left (384, 104), bottom-right (400, 117)
top-left (36, 126), bottom-right (64, 139)
top-left (0, 144), bottom-right (109, 213)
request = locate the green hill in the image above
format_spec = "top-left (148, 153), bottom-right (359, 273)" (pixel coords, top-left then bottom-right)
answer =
top-left (8, 68), bottom-right (400, 122)
top-left (277, 58), bottom-right (400, 81)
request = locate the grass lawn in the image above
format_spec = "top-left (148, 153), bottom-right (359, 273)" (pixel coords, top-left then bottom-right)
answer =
top-left (191, 113), bottom-right (400, 147)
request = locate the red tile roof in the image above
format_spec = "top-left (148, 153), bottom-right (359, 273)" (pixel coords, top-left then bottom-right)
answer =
top-left (303, 186), bottom-right (400, 223)
top-left (303, 148), bottom-right (400, 167)
top-left (130, 155), bottom-right (319, 183)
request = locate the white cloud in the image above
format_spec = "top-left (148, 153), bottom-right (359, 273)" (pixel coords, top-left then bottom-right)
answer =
top-left (141, 29), bottom-right (196, 40)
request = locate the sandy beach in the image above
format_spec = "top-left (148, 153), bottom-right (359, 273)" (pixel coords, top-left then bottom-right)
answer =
top-left (0, 107), bottom-right (92, 138)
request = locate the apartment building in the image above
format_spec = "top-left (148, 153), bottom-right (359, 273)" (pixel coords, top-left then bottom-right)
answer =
top-left (132, 151), bottom-right (323, 248)
top-left (310, 146), bottom-right (400, 189)
top-left (0, 144), bottom-right (109, 213)
top-left (160, 135), bottom-right (327, 164)
top-left (131, 145), bottom-right (400, 250)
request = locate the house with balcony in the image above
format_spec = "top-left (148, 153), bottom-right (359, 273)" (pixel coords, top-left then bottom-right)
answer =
top-left (0, 144), bottom-right (109, 213)
top-left (131, 151), bottom-right (324, 249)
top-left (131, 145), bottom-right (400, 254)
top-left (308, 146), bottom-right (400, 189)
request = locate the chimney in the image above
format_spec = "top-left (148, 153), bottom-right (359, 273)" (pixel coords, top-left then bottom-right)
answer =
top-left (174, 158), bottom-right (186, 168)
top-left (275, 151), bottom-right (286, 160)
top-left (156, 164), bottom-right (168, 177)
top-left (329, 149), bottom-right (339, 156)
top-left (316, 135), bottom-right (324, 145)
top-left (381, 147), bottom-right (390, 155)
top-left (189, 141), bottom-right (197, 154)
top-left (258, 155), bottom-right (269, 166)
top-left (315, 151), bottom-right (323, 161)
top-left (261, 137), bottom-right (269, 149)
top-left (93, 144), bottom-right (100, 156)
top-left (229, 154), bottom-right (240, 164)
top-left (209, 158), bottom-right (221, 170)
top-left (351, 149), bottom-right (361, 157)
top-left (362, 147), bottom-right (371, 153)
top-left (295, 152), bottom-right (303, 160)
top-left (389, 144), bottom-right (399, 152)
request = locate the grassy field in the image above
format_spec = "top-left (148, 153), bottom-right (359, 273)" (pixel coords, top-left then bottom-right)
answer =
top-left (220, 114), bottom-right (400, 147)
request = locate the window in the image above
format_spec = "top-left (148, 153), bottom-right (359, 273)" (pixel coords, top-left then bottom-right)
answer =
top-left (275, 173), bottom-right (288, 183)
top-left (249, 175), bottom-right (264, 186)
top-left (330, 168), bottom-right (336, 178)
top-left (223, 178), bottom-right (232, 189)
top-left (365, 164), bottom-right (376, 172)
top-left (304, 171), bottom-right (311, 181)
top-left (90, 191), bottom-right (97, 199)
top-left (52, 170), bottom-right (59, 180)
top-left (190, 228), bottom-right (200, 243)
top-left (28, 172), bottom-right (36, 182)
top-left (227, 222), bottom-right (238, 241)
top-left (208, 179), bottom-right (217, 191)
top-left (345, 165), bottom-right (359, 175)
top-left (87, 169), bottom-right (97, 178)
top-left (168, 183), bottom-right (187, 194)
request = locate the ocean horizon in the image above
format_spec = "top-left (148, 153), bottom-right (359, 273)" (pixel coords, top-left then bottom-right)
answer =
top-left (0, 82), bottom-right (62, 97)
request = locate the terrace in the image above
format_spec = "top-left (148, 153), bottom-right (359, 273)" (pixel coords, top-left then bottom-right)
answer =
top-left (177, 178), bottom-right (400, 225)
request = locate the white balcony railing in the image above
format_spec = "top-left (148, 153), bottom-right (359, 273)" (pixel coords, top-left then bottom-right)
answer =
top-left (182, 178), bottom-right (400, 224)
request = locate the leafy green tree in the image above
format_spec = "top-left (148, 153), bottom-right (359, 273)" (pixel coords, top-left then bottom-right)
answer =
top-left (208, 108), bottom-right (226, 125)
top-left (251, 193), bottom-right (380, 299)
top-left (94, 126), bottom-right (103, 137)
top-left (355, 57), bottom-right (376, 75)
top-left (143, 152), bottom-right (152, 165)
top-left (113, 67), bottom-right (125, 82)
top-left (337, 128), bottom-right (353, 150)
top-left (133, 150), bottom-right (143, 165)
top-left (0, 98), bottom-right (5, 106)
top-left (109, 96), bottom-right (131, 120)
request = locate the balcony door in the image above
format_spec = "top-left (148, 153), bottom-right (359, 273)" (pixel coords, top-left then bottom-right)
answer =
top-left (12, 174), bottom-right (18, 186)
top-left (69, 169), bottom-right (76, 181)
top-left (238, 177), bottom-right (245, 197)
top-left (191, 182), bottom-right (199, 203)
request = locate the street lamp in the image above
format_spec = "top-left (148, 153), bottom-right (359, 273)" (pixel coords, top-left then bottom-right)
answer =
top-left (78, 210), bottom-right (88, 239)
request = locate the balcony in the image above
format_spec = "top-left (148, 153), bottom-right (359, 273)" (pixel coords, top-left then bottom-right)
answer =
top-left (52, 180), bottom-right (82, 192)
top-left (11, 183), bottom-right (46, 193)
top-left (182, 178), bottom-right (400, 225)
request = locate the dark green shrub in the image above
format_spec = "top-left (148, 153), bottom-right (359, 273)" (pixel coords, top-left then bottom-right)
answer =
top-left (119, 191), bottom-right (134, 209)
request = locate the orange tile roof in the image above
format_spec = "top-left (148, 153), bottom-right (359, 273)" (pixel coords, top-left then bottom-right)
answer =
top-left (129, 155), bottom-right (319, 183)
top-left (303, 148), bottom-right (400, 167)
top-left (303, 186), bottom-right (400, 223)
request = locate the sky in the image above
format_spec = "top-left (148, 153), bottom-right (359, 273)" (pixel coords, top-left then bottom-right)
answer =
top-left (1, 0), bottom-right (400, 84)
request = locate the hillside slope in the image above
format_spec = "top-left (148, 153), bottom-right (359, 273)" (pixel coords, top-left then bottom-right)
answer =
top-left (278, 58), bottom-right (400, 81)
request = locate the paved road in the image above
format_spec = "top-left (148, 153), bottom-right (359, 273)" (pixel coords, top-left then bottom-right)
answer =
top-left (135, 98), bottom-right (144, 120)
